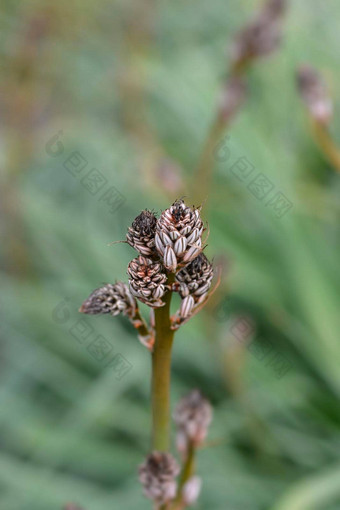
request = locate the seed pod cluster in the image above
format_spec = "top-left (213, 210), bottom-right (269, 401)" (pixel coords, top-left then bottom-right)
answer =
top-left (81, 199), bottom-right (214, 326)
top-left (126, 199), bottom-right (213, 312)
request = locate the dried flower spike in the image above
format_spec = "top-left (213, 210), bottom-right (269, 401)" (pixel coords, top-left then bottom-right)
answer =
top-left (128, 256), bottom-right (167, 307)
top-left (155, 199), bottom-right (204, 272)
top-left (174, 390), bottom-right (213, 454)
top-left (231, 0), bottom-right (286, 67)
top-left (138, 451), bottom-right (180, 505)
top-left (126, 209), bottom-right (158, 256)
top-left (79, 282), bottom-right (136, 318)
top-left (176, 253), bottom-right (214, 318)
top-left (297, 65), bottom-right (333, 125)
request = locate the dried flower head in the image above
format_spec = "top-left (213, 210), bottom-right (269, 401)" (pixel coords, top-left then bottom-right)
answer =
top-left (176, 253), bottom-right (214, 318)
top-left (231, 0), bottom-right (286, 67)
top-left (126, 210), bottom-right (158, 256)
top-left (138, 451), bottom-right (180, 505)
top-left (79, 282), bottom-right (136, 318)
top-left (174, 390), bottom-right (213, 454)
top-left (128, 256), bottom-right (167, 307)
top-left (155, 199), bottom-right (204, 272)
top-left (297, 65), bottom-right (333, 124)
top-left (218, 75), bottom-right (247, 123)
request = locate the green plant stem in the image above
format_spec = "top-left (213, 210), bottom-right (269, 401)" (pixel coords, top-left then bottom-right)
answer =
top-left (130, 307), bottom-right (151, 339)
top-left (193, 114), bottom-right (228, 205)
top-left (192, 61), bottom-right (248, 206)
top-left (311, 119), bottom-right (340, 173)
top-left (170, 442), bottom-right (196, 510)
top-left (152, 274), bottom-right (175, 451)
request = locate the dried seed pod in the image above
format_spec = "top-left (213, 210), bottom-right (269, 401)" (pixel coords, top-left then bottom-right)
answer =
top-left (126, 210), bottom-right (158, 256)
top-left (231, 0), bottom-right (286, 67)
top-left (138, 452), bottom-right (180, 505)
top-left (174, 390), bottom-right (213, 454)
top-left (155, 199), bottom-right (204, 272)
top-left (79, 282), bottom-right (136, 318)
top-left (128, 256), bottom-right (167, 307)
top-left (297, 65), bottom-right (333, 124)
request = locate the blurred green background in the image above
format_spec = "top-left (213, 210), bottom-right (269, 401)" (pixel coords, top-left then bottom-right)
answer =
top-left (1, 0), bottom-right (340, 509)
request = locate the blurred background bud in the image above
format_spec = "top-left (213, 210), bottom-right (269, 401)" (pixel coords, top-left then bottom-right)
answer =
top-left (297, 64), bottom-right (333, 124)
top-left (174, 390), bottom-right (213, 454)
top-left (230, 0), bottom-right (286, 67)
top-left (138, 452), bottom-right (180, 505)
top-left (182, 476), bottom-right (202, 506)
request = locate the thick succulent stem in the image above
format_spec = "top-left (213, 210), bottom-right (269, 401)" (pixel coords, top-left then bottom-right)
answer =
top-left (151, 273), bottom-right (175, 451)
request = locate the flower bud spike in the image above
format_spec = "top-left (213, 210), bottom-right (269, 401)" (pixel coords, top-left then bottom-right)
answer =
top-left (79, 282), bottom-right (136, 318)
top-left (155, 199), bottom-right (205, 272)
top-left (128, 256), bottom-right (167, 307)
top-left (127, 210), bottom-right (158, 257)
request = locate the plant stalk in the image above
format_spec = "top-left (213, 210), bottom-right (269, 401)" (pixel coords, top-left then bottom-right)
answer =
top-left (170, 442), bottom-right (196, 510)
top-left (152, 274), bottom-right (175, 451)
top-left (311, 120), bottom-right (340, 173)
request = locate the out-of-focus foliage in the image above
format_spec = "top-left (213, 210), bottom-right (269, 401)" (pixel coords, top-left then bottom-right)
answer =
top-left (1, 0), bottom-right (340, 509)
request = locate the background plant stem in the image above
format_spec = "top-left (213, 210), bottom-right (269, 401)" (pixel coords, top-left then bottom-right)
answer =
top-left (170, 442), bottom-right (196, 510)
top-left (311, 120), bottom-right (340, 173)
top-left (152, 274), bottom-right (175, 451)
